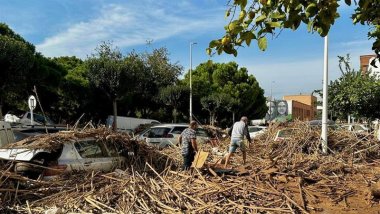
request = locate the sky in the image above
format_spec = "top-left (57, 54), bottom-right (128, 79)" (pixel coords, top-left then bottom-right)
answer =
top-left (0, 0), bottom-right (375, 99)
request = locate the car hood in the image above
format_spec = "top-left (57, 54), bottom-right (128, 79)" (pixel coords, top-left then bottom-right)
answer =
top-left (0, 148), bottom-right (49, 161)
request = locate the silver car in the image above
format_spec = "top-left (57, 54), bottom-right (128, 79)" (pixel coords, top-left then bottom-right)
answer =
top-left (135, 124), bottom-right (210, 148)
top-left (0, 137), bottom-right (125, 179)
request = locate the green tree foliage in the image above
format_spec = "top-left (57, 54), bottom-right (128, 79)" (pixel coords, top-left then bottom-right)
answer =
top-left (209, 0), bottom-right (380, 56)
top-left (125, 48), bottom-right (183, 119)
top-left (328, 55), bottom-right (380, 120)
top-left (183, 60), bottom-right (267, 126)
top-left (53, 56), bottom-right (90, 122)
top-left (0, 24), bottom-right (35, 118)
top-left (86, 42), bottom-right (128, 130)
top-left (159, 85), bottom-right (189, 123)
top-left (29, 54), bottom-right (67, 119)
top-left (201, 93), bottom-right (231, 126)
top-left (0, 24), bottom-right (185, 124)
top-left (329, 71), bottom-right (380, 120)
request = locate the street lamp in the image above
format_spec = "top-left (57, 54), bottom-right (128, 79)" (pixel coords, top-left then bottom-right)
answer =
top-left (269, 81), bottom-right (275, 120)
top-left (189, 42), bottom-right (197, 122)
top-left (321, 35), bottom-right (329, 154)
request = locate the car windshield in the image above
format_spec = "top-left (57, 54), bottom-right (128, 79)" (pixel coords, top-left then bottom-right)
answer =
top-left (26, 113), bottom-right (55, 124)
top-left (171, 126), bottom-right (187, 134)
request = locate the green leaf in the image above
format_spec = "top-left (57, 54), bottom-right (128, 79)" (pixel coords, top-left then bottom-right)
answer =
top-left (295, 3), bottom-right (302, 11)
top-left (307, 20), bottom-right (314, 32)
top-left (270, 12), bottom-right (285, 19)
top-left (228, 20), bottom-right (240, 32)
top-left (209, 40), bottom-right (220, 48)
top-left (269, 22), bottom-right (281, 28)
top-left (240, 0), bottom-right (247, 10)
top-left (217, 47), bottom-right (223, 55)
top-left (225, 9), bottom-right (231, 18)
top-left (239, 10), bottom-right (247, 21)
top-left (206, 48), bottom-right (212, 55)
top-left (240, 31), bottom-right (256, 40)
top-left (240, 31), bottom-right (255, 46)
top-left (233, 49), bottom-right (238, 57)
top-left (258, 37), bottom-right (267, 51)
top-left (255, 15), bottom-right (267, 24)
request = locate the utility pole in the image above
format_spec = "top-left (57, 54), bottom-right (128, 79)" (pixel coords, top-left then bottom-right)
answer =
top-left (321, 35), bottom-right (329, 154)
top-left (189, 42), bottom-right (197, 122)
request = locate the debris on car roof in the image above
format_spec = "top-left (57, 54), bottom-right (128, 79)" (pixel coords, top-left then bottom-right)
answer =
top-left (1, 121), bottom-right (380, 213)
top-left (2, 127), bottom-right (132, 150)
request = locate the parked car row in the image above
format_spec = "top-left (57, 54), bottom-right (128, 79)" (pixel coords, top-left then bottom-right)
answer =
top-left (0, 121), bottom-right (212, 179)
top-left (0, 117), bottom-right (373, 180)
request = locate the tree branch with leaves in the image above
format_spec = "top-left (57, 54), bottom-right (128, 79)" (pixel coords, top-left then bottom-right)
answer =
top-left (208, 0), bottom-right (380, 57)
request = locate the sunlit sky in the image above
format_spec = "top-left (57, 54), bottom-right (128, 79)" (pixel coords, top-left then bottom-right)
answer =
top-left (0, 0), bottom-right (374, 99)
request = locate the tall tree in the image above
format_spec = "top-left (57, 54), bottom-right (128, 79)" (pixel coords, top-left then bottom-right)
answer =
top-left (201, 93), bottom-right (230, 126)
top-left (159, 85), bottom-right (189, 123)
top-left (28, 54), bottom-right (67, 121)
top-left (329, 71), bottom-right (380, 120)
top-left (126, 48), bottom-right (183, 118)
top-left (208, 0), bottom-right (380, 57)
top-left (0, 23), bottom-right (35, 118)
top-left (328, 55), bottom-right (380, 120)
top-left (182, 60), bottom-right (267, 126)
top-left (86, 42), bottom-right (127, 130)
top-left (53, 56), bottom-right (90, 122)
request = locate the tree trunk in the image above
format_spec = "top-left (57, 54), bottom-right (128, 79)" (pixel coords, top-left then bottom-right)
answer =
top-left (211, 112), bottom-right (215, 126)
top-left (173, 108), bottom-right (177, 123)
top-left (113, 99), bottom-right (117, 131)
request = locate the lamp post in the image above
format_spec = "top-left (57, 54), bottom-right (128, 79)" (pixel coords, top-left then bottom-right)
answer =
top-left (269, 81), bottom-right (275, 120)
top-left (189, 42), bottom-right (197, 122)
top-left (321, 35), bottom-right (329, 154)
top-left (28, 95), bottom-right (36, 126)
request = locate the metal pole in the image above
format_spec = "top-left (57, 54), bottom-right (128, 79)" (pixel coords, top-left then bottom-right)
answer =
top-left (321, 35), bottom-right (329, 154)
top-left (189, 42), bottom-right (196, 122)
top-left (30, 109), bottom-right (34, 126)
top-left (269, 81), bottom-right (274, 120)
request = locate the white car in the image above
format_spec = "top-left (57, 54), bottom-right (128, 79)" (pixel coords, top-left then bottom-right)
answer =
top-left (0, 136), bottom-right (125, 179)
top-left (248, 126), bottom-right (267, 139)
top-left (135, 124), bottom-right (210, 148)
top-left (0, 121), bottom-right (15, 147)
top-left (341, 124), bottom-right (369, 133)
top-left (274, 128), bottom-right (298, 142)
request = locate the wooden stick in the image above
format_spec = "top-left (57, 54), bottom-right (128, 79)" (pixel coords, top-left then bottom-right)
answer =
top-left (282, 192), bottom-right (310, 214)
top-left (298, 178), bottom-right (307, 210)
top-left (146, 163), bottom-right (181, 199)
top-left (26, 200), bottom-right (32, 214)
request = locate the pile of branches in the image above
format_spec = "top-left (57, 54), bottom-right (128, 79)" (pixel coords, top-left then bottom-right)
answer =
top-left (1, 122), bottom-right (380, 213)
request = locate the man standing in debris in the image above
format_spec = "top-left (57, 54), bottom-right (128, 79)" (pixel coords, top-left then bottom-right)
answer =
top-left (223, 116), bottom-right (251, 167)
top-left (179, 121), bottom-right (199, 170)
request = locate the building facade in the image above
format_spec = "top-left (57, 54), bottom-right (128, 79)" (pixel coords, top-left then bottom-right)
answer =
top-left (283, 95), bottom-right (317, 121)
top-left (360, 54), bottom-right (380, 78)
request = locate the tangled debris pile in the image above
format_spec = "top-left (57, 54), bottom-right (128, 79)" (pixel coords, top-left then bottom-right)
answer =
top-left (1, 122), bottom-right (380, 213)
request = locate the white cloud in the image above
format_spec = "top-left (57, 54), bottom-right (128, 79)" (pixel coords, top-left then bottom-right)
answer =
top-left (36, 2), bottom-right (223, 58)
top-left (339, 39), bottom-right (373, 47)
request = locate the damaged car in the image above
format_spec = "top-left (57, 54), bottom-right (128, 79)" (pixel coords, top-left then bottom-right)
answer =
top-left (0, 133), bottom-right (126, 179)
